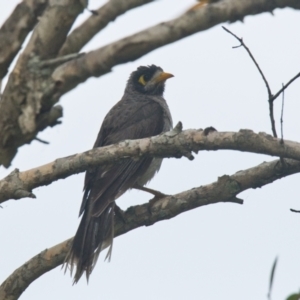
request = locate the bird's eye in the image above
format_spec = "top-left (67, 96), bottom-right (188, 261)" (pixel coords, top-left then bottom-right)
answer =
top-left (138, 75), bottom-right (146, 86)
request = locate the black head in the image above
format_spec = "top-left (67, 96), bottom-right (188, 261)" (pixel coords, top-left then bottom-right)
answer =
top-left (127, 65), bottom-right (174, 96)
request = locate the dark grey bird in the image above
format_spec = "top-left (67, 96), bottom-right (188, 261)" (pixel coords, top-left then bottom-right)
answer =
top-left (64, 65), bottom-right (174, 283)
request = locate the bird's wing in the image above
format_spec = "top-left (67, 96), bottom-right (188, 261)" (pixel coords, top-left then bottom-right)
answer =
top-left (80, 98), bottom-right (165, 216)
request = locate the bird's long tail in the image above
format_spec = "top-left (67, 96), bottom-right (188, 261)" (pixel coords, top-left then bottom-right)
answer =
top-left (64, 202), bottom-right (115, 284)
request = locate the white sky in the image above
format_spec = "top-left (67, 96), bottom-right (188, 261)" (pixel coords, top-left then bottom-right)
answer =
top-left (1, 1), bottom-right (300, 299)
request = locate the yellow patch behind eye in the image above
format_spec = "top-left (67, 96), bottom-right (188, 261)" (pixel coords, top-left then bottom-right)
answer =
top-left (138, 75), bottom-right (146, 86)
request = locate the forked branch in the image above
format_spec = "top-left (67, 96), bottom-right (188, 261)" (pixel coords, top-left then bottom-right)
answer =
top-left (223, 26), bottom-right (300, 139)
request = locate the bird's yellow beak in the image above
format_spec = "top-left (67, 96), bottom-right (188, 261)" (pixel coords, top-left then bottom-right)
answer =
top-left (154, 72), bottom-right (174, 83)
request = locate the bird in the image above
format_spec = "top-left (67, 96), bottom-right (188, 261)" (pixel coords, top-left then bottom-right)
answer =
top-left (64, 65), bottom-right (174, 284)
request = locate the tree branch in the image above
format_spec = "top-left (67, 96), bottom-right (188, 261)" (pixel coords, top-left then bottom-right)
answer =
top-left (0, 239), bottom-right (72, 300)
top-left (52, 0), bottom-right (300, 94)
top-left (270, 71), bottom-right (300, 103)
top-left (59, 0), bottom-right (155, 56)
top-left (222, 26), bottom-right (278, 137)
top-left (2, 156), bottom-right (300, 300)
top-left (0, 0), bottom-right (86, 168)
top-left (2, 128), bottom-right (300, 203)
top-left (222, 26), bottom-right (273, 99)
top-left (222, 26), bottom-right (300, 139)
top-left (0, 0), bottom-right (300, 168)
top-left (0, 0), bottom-right (48, 80)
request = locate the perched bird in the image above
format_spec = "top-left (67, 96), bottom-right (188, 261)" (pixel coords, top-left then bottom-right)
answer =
top-left (64, 65), bottom-right (174, 283)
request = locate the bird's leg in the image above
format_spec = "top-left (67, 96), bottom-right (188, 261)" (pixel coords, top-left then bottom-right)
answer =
top-left (133, 184), bottom-right (168, 199)
top-left (114, 204), bottom-right (127, 223)
top-left (134, 184), bottom-right (169, 214)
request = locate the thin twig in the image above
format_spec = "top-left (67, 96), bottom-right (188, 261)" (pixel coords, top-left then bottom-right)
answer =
top-left (268, 99), bottom-right (277, 138)
top-left (270, 71), bottom-right (300, 102)
top-left (222, 26), bottom-right (272, 98)
top-left (279, 84), bottom-right (285, 165)
top-left (280, 83), bottom-right (284, 144)
top-left (290, 209), bottom-right (300, 213)
top-left (86, 8), bottom-right (98, 15)
top-left (267, 257), bottom-right (278, 300)
top-left (222, 26), bottom-right (278, 138)
top-left (34, 137), bottom-right (50, 145)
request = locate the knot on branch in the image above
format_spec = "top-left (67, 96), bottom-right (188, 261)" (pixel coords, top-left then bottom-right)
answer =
top-left (164, 121), bottom-right (183, 137)
top-left (217, 175), bottom-right (242, 203)
top-left (170, 122), bottom-right (194, 160)
top-left (0, 169), bottom-right (35, 203)
top-left (203, 126), bottom-right (217, 136)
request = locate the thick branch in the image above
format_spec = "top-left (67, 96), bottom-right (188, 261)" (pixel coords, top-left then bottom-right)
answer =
top-left (0, 0), bottom-right (86, 167)
top-left (52, 0), bottom-right (300, 93)
top-left (59, 0), bottom-right (155, 56)
top-left (1, 157), bottom-right (300, 300)
top-left (0, 0), bottom-right (299, 168)
top-left (16, 0), bottom-right (87, 61)
top-left (0, 239), bottom-right (72, 300)
top-left (0, 0), bottom-right (48, 80)
top-left (2, 128), bottom-right (300, 203)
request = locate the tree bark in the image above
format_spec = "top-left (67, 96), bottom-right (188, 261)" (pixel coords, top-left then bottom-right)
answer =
top-left (0, 0), bottom-right (48, 80)
top-left (1, 156), bottom-right (299, 300)
top-left (0, 0), bottom-right (299, 167)
top-left (1, 128), bottom-right (300, 203)
top-left (0, 0), bottom-right (86, 167)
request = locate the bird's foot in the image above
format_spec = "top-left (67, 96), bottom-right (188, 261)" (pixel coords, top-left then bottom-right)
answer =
top-left (134, 184), bottom-right (169, 214)
top-left (114, 204), bottom-right (127, 223)
top-left (148, 190), bottom-right (169, 214)
top-left (149, 192), bottom-right (167, 204)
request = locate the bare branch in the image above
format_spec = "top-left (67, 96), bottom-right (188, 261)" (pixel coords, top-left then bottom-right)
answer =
top-left (17, 0), bottom-right (87, 61)
top-left (34, 137), bottom-right (49, 145)
top-left (0, 0), bottom-right (86, 168)
top-left (0, 239), bottom-right (72, 300)
top-left (59, 0), bottom-right (155, 56)
top-left (270, 71), bottom-right (300, 102)
top-left (222, 26), bottom-right (279, 137)
top-left (222, 26), bottom-right (272, 99)
top-left (52, 0), bottom-right (300, 94)
top-left (2, 157), bottom-right (300, 300)
top-left (0, 0), bottom-right (48, 80)
top-left (268, 97), bottom-right (278, 137)
top-left (2, 128), bottom-right (300, 203)
top-left (0, 0), bottom-right (300, 168)
top-left (267, 257), bottom-right (278, 300)
top-left (223, 26), bottom-right (300, 140)
top-left (280, 83), bottom-right (285, 144)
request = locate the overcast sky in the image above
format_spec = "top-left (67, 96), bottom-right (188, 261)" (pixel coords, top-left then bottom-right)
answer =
top-left (1, 1), bottom-right (300, 299)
